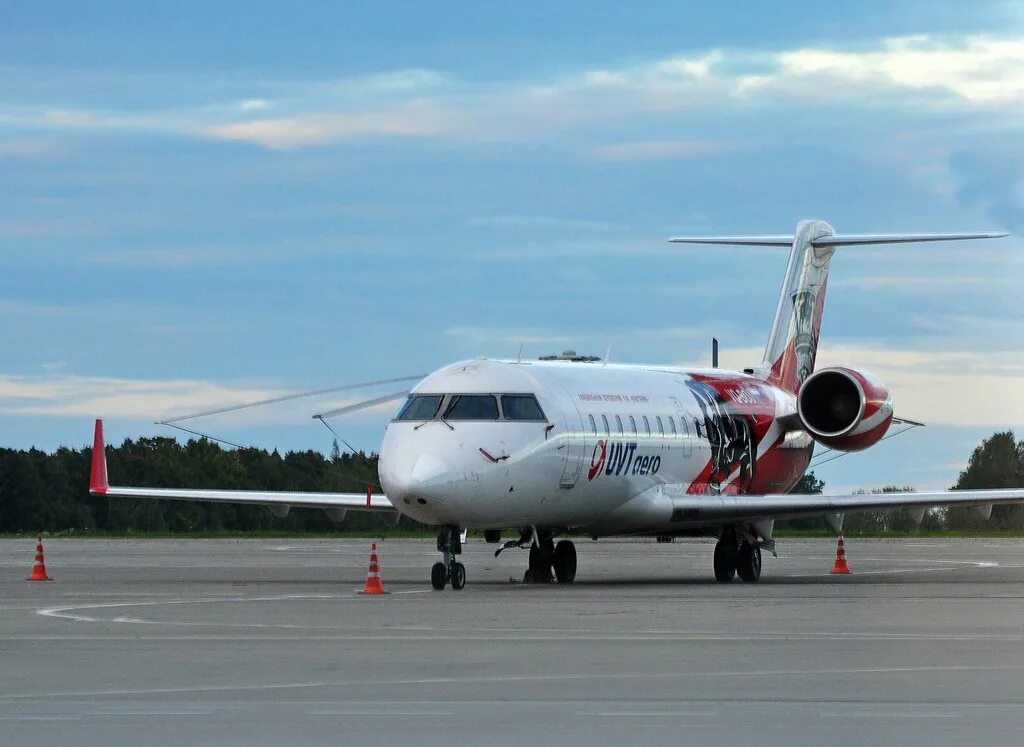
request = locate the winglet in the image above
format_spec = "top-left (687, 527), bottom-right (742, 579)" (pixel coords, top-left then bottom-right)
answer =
top-left (90, 419), bottom-right (109, 495)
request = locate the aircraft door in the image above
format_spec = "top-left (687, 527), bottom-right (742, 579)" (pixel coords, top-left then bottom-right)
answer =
top-left (559, 402), bottom-right (586, 489)
top-left (669, 396), bottom-right (693, 458)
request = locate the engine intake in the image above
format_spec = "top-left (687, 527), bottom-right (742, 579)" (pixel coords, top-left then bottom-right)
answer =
top-left (797, 367), bottom-right (893, 451)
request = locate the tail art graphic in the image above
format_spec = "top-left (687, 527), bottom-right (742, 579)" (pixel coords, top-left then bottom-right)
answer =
top-left (763, 220), bottom-right (835, 394)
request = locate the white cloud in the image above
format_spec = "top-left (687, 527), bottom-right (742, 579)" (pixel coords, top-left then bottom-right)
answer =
top-left (0, 374), bottom-right (283, 421)
top-left (238, 98), bottom-right (273, 112)
top-left (591, 139), bottom-right (731, 162)
top-left (5, 34), bottom-right (1022, 149)
top-left (766, 36), bottom-right (1024, 104)
top-left (205, 102), bottom-right (456, 148)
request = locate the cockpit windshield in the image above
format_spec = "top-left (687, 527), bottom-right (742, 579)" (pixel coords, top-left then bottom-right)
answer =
top-left (395, 394), bottom-right (444, 421)
top-left (501, 394), bottom-right (546, 421)
top-left (393, 393), bottom-right (547, 422)
top-left (444, 394), bottom-right (499, 420)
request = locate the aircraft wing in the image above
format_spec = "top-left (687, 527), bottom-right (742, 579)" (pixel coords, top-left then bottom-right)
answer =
top-left (88, 420), bottom-right (396, 512)
top-left (668, 488), bottom-right (1024, 524)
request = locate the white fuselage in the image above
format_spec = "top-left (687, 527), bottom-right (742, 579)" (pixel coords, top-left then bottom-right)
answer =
top-left (378, 358), bottom-right (806, 536)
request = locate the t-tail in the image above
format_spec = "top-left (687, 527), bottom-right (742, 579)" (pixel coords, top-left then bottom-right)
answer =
top-left (670, 220), bottom-right (1009, 393)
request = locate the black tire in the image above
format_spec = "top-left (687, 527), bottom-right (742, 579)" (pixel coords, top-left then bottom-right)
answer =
top-left (450, 562), bottom-right (466, 590)
top-left (528, 544), bottom-right (553, 583)
top-left (736, 541), bottom-right (762, 583)
top-left (713, 538), bottom-right (738, 583)
top-left (430, 562), bottom-right (447, 590)
top-left (553, 540), bottom-right (577, 584)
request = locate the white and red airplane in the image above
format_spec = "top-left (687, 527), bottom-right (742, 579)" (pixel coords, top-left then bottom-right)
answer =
top-left (89, 219), bottom-right (1024, 589)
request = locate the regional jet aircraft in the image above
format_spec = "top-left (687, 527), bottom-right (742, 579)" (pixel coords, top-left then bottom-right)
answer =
top-left (89, 220), bottom-right (1024, 589)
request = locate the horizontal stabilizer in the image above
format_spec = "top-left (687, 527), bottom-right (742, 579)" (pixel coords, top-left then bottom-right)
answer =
top-left (668, 235), bottom-right (794, 246)
top-left (669, 231), bottom-right (1008, 247)
top-left (815, 232), bottom-right (1008, 246)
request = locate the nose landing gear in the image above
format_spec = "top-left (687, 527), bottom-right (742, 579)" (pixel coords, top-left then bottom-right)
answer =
top-left (431, 525), bottom-right (466, 591)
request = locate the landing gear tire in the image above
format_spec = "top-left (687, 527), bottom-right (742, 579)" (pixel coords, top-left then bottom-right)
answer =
top-left (553, 540), bottom-right (577, 584)
top-left (433, 525), bottom-right (464, 591)
top-left (713, 536), bottom-right (738, 583)
top-left (431, 562), bottom-right (447, 590)
top-left (736, 541), bottom-right (762, 583)
top-left (527, 541), bottom-right (554, 583)
top-left (450, 562), bottom-right (466, 590)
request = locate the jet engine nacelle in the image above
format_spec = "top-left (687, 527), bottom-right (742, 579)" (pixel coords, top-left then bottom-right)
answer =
top-left (797, 367), bottom-right (893, 451)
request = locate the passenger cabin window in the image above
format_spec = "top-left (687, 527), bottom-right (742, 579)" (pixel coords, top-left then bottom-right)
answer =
top-left (396, 394), bottom-right (443, 421)
top-left (615, 415), bottom-right (623, 435)
top-left (629, 415), bottom-right (637, 435)
top-left (656, 416), bottom-right (664, 435)
top-left (601, 415), bottom-right (610, 436)
top-left (501, 394), bottom-right (546, 421)
top-left (588, 414), bottom-right (597, 435)
top-left (642, 415), bottom-right (651, 436)
top-left (443, 394), bottom-right (499, 420)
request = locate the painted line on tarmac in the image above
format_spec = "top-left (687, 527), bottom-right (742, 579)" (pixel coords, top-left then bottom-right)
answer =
top-left (820, 711), bottom-right (959, 719)
top-left (5, 633), bottom-right (1024, 643)
top-left (580, 710), bottom-right (718, 717)
top-left (5, 664), bottom-right (1024, 702)
top-left (0, 715), bottom-right (81, 721)
top-left (36, 589), bottom-right (432, 626)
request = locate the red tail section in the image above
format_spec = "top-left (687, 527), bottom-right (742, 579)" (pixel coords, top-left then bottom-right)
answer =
top-left (90, 419), bottom-right (109, 494)
top-left (761, 221), bottom-right (836, 394)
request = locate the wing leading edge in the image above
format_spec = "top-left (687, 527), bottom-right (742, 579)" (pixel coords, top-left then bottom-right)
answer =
top-left (668, 488), bottom-right (1024, 525)
top-left (89, 420), bottom-right (396, 512)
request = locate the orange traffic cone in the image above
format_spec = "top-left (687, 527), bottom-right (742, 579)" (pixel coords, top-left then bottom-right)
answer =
top-left (27, 532), bottom-right (53, 582)
top-left (359, 542), bottom-right (388, 595)
top-left (831, 533), bottom-right (851, 574)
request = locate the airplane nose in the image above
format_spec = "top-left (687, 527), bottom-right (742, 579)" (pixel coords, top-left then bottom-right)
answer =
top-left (381, 452), bottom-right (452, 499)
top-left (410, 454), bottom-right (449, 484)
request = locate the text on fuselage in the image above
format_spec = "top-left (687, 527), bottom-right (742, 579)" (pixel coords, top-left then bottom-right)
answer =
top-left (587, 439), bottom-right (662, 480)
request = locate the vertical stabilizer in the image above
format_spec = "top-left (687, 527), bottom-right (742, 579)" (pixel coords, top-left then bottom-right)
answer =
top-left (668, 222), bottom-right (1008, 394)
top-left (762, 220), bottom-right (836, 393)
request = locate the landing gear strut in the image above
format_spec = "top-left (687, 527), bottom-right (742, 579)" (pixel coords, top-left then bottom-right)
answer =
top-left (431, 525), bottom-right (466, 591)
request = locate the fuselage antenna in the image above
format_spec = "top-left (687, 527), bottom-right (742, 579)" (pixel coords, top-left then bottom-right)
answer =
top-left (603, 344), bottom-right (611, 367)
top-left (516, 342), bottom-right (524, 364)
top-left (712, 337), bottom-right (719, 368)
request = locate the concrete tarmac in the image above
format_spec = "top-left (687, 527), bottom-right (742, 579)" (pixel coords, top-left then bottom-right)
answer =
top-left (2, 536), bottom-right (1024, 746)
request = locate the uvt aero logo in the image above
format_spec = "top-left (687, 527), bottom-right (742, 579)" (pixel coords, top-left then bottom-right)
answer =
top-left (587, 440), bottom-right (662, 481)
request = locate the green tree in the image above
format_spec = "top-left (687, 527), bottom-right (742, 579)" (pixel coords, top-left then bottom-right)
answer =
top-left (946, 431), bottom-right (1024, 531)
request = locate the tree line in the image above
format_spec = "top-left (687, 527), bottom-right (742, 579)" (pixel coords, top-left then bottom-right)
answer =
top-left (0, 430), bottom-right (1021, 534)
top-left (0, 436), bottom-right (423, 534)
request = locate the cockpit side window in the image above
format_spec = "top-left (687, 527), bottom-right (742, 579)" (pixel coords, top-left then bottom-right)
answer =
top-left (395, 394), bottom-right (444, 421)
top-left (501, 394), bottom-right (546, 421)
top-left (444, 394), bottom-right (499, 420)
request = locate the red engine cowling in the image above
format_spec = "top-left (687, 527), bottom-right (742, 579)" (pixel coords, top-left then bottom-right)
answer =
top-left (796, 367), bottom-right (893, 451)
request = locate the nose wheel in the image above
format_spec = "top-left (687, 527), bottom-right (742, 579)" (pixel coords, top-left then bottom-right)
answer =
top-left (432, 525), bottom-right (466, 590)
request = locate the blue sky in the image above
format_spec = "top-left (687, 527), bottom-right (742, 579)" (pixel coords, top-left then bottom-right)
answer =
top-left (1, 1), bottom-right (1022, 492)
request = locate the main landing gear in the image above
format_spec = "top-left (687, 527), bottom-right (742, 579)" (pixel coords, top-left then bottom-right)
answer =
top-left (713, 527), bottom-right (761, 583)
top-left (493, 528), bottom-right (577, 584)
top-left (431, 525), bottom-right (466, 591)
top-left (525, 534), bottom-right (576, 584)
